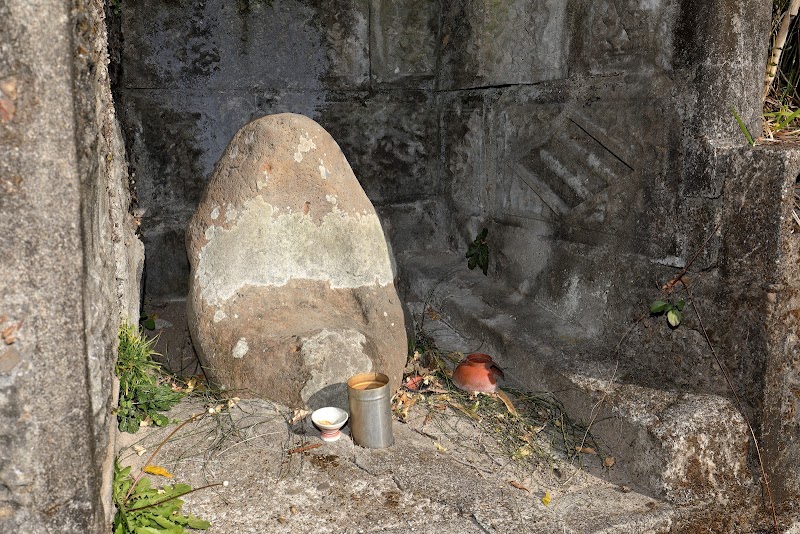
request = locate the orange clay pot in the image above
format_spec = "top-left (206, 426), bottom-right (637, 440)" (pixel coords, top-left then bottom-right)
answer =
top-left (452, 353), bottom-right (504, 393)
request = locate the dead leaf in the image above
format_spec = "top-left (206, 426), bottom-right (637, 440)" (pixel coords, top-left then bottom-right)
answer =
top-left (185, 377), bottom-right (197, 393)
top-left (541, 491), bottom-right (552, 506)
top-left (575, 446), bottom-right (597, 455)
top-left (603, 456), bottom-right (616, 468)
top-left (423, 412), bottom-right (433, 427)
top-left (405, 375), bottom-right (424, 391)
top-left (509, 480), bottom-right (529, 492)
top-left (290, 505), bottom-right (298, 515)
top-left (143, 465), bottom-right (173, 478)
top-left (426, 307), bottom-right (441, 321)
top-left (449, 401), bottom-right (481, 421)
top-left (2, 322), bottom-right (20, 345)
top-left (133, 445), bottom-right (146, 456)
top-left (433, 441), bottom-right (447, 453)
top-left (290, 409), bottom-right (310, 424)
top-left (494, 390), bottom-right (518, 417)
top-left (0, 98), bottom-right (16, 123)
top-left (619, 484), bottom-right (631, 493)
top-left (513, 444), bottom-right (533, 459)
top-left (0, 79), bottom-right (17, 100)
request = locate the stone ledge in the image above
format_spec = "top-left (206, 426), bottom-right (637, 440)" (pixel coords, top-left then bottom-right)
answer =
top-left (398, 249), bottom-right (754, 507)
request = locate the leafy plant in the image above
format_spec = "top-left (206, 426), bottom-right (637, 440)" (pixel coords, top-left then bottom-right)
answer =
top-left (113, 460), bottom-right (210, 534)
top-left (649, 299), bottom-right (686, 328)
top-left (116, 323), bottom-right (183, 433)
top-left (112, 413), bottom-right (220, 533)
top-left (109, 0), bottom-right (122, 16)
top-left (140, 311), bottom-right (157, 331)
top-left (466, 228), bottom-right (489, 275)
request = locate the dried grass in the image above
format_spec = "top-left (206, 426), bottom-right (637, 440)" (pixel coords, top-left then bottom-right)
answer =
top-left (393, 341), bottom-right (607, 479)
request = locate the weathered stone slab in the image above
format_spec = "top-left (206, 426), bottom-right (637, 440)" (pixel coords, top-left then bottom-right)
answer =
top-left (187, 113), bottom-right (407, 409)
top-left (120, 0), bottom-right (368, 91)
top-left (318, 91), bottom-right (438, 205)
top-left (439, 0), bottom-right (569, 90)
top-left (370, 0), bottom-right (437, 86)
top-left (580, 0), bottom-right (678, 76)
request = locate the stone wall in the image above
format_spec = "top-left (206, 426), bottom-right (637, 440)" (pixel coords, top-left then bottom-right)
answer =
top-left (0, 0), bottom-right (142, 531)
top-left (115, 0), bottom-right (444, 301)
top-left (116, 0), bottom-right (800, 517)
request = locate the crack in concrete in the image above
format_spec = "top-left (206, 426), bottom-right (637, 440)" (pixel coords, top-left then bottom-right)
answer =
top-left (470, 513), bottom-right (492, 533)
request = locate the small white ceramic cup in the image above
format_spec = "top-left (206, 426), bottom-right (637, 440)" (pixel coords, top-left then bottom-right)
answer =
top-left (311, 407), bottom-right (349, 442)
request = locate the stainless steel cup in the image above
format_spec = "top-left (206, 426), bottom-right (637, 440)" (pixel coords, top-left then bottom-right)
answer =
top-left (347, 372), bottom-right (394, 448)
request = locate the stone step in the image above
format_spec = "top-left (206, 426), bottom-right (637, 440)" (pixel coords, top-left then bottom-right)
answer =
top-left (398, 249), bottom-right (755, 508)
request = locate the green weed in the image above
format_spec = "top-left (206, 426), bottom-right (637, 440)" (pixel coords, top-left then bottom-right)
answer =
top-left (115, 323), bottom-right (184, 433)
top-left (466, 228), bottom-right (489, 275)
top-left (112, 460), bottom-right (210, 534)
top-left (649, 298), bottom-right (686, 328)
top-left (112, 413), bottom-right (220, 533)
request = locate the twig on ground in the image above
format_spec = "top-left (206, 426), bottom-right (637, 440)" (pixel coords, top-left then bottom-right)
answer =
top-left (287, 442), bottom-right (322, 455)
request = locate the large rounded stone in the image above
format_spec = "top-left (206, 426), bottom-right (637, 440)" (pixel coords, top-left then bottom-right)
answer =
top-left (186, 113), bottom-right (407, 410)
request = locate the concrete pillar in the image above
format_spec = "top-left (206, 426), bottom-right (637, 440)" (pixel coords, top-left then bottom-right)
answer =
top-left (0, 1), bottom-right (142, 531)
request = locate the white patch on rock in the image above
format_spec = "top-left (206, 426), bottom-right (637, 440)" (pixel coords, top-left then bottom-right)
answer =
top-left (325, 194), bottom-right (337, 205)
top-left (562, 276), bottom-right (581, 316)
top-left (299, 329), bottom-right (372, 409)
top-left (204, 225), bottom-right (219, 241)
top-left (225, 204), bottom-right (238, 222)
top-left (210, 206), bottom-right (220, 220)
top-left (293, 133), bottom-right (317, 162)
top-left (318, 159), bottom-right (330, 180)
top-left (232, 338), bottom-right (249, 359)
top-left (213, 310), bottom-right (227, 323)
top-left (196, 197), bottom-right (396, 306)
top-left (257, 171), bottom-right (269, 189)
